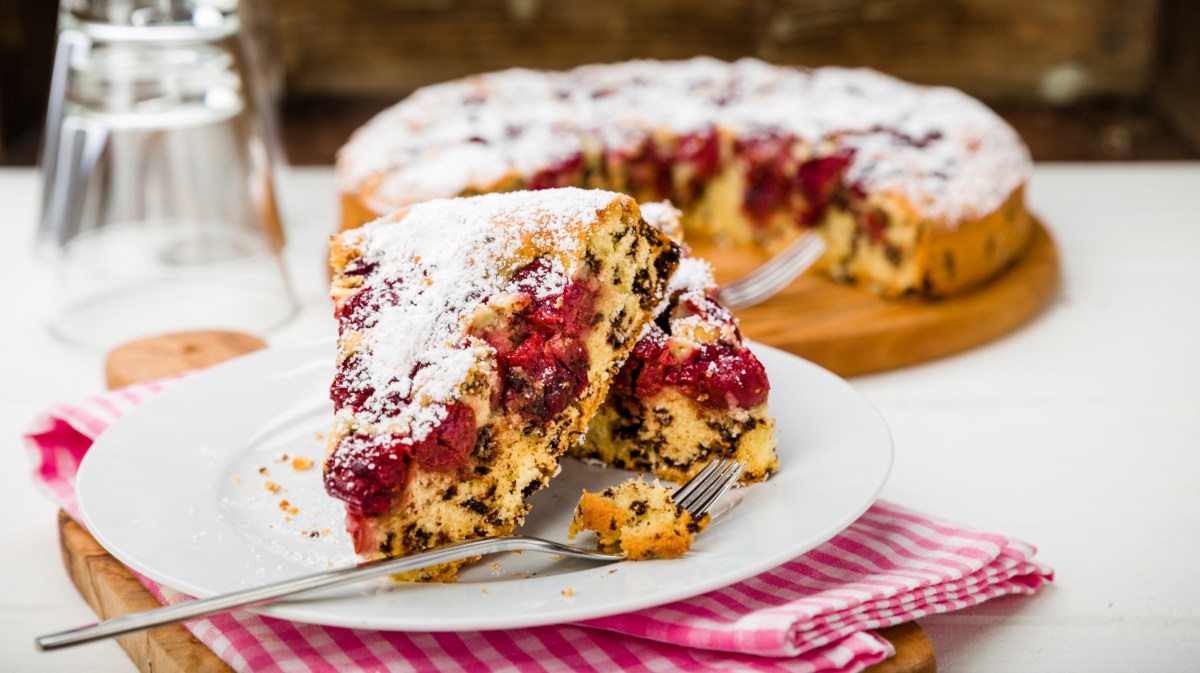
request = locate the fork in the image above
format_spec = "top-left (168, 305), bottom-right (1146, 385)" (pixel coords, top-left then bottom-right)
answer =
top-left (36, 459), bottom-right (747, 651)
top-left (716, 231), bottom-right (826, 310)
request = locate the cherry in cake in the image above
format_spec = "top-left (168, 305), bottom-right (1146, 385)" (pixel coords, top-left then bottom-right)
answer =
top-left (337, 58), bottom-right (1034, 298)
top-left (325, 188), bottom-right (680, 580)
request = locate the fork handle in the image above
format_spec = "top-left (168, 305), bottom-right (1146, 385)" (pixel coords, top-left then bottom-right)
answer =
top-left (36, 535), bottom-right (603, 651)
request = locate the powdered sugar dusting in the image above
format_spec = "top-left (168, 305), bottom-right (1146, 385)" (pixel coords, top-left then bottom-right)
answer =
top-left (669, 258), bottom-right (718, 296)
top-left (339, 57), bottom-right (1030, 224)
top-left (639, 202), bottom-right (685, 244)
top-left (334, 188), bottom-right (622, 442)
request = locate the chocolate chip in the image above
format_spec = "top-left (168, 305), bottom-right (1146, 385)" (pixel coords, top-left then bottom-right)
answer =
top-left (883, 243), bottom-right (902, 267)
top-left (462, 498), bottom-right (489, 515)
top-left (403, 524), bottom-right (432, 550)
top-left (583, 249), bottom-right (601, 276)
top-left (521, 479), bottom-right (544, 498)
top-left (472, 427), bottom-right (497, 463)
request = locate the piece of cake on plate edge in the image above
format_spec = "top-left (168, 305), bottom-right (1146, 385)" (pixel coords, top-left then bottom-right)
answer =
top-left (576, 202), bottom-right (778, 484)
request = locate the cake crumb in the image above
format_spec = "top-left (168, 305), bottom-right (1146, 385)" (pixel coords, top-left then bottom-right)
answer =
top-left (278, 499), bottom-right (299, 515)
top-left (569, 476), bottom-right (708, 560)
top-left (258, 467), bottom-right (269, 476)
top-left (265, 481), bottom-right (282, 495)
top-left (291, 456), bottom-right (314, 471)
top-left (562, 588), bottom-right (574, 597)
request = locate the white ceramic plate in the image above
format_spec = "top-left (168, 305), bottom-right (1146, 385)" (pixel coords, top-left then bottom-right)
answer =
top-left (77, 340), bottom-right (892, 631)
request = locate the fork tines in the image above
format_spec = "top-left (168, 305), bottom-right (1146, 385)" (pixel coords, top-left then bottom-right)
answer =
top-left (672, 459), bottom-right (746, 519)
top-left (717, 232), bottom-right (826, 309)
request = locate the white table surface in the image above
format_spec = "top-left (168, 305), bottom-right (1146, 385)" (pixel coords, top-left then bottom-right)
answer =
top-left (3, 164), bottom-right (1198, 672)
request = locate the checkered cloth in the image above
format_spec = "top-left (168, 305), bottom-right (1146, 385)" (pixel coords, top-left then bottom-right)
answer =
top-left (26, 380), bottom-right (1052, 672)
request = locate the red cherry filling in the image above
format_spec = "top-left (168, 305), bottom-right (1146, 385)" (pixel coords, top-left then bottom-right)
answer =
top-left (737, 134), bottom-right (856, 229)
top-left (528, 152), bottom-right (585, 191)
top-left (794, 150), bottom-right (853, 225)
top-left (617, 326), bottom-right (769, 410)
top-left (675, 129), bottom-right (722, 204)
top-left (862, 208), bottom-right (887, 244)
top-left (503, 332), bottom-right (589, 421)
top-left (610, 138), bottom-right (673, 201)
top-left (411, 401), bottom-right (478, 471)
top-left (324, 433), bottom-right (411, 516)
top-left (330, 352), bottom-right (373, 411)
top-left (737, 134), bottom-right (796, 226)
top-left (342, 256), bottom-right (377, 278)
top-left (325, 400), bottom-right (478, 517)
top-left (336, 277), bottom-right (404, 335)
top-left (493, 259), bottom-right (599, 421)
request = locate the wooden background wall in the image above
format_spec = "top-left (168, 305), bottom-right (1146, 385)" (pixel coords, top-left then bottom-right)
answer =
top-left (271, 0), bottom-right (1161, 103)
top-left (2, 0), bottom-right (1196, 164)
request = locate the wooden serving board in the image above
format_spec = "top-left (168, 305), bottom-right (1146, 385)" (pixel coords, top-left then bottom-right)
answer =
top-left (696, 218), bottom-right (1060, 377)
top-left (57, 331), bottom-right (934, 673)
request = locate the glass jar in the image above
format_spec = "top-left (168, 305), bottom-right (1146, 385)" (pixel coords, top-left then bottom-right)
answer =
top-left (38, 0), bottom-right (297, 351)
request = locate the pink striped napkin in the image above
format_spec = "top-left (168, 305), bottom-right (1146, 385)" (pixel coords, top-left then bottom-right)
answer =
top-left (25, 381), bottom-right (1053, 673)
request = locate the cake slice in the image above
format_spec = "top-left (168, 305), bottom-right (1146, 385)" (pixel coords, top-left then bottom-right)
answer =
top-left (324, 188), bottom-right (680, 581)
top-left (568, 476), bottom-right (708, 560)
top-left (575, 203), bottom-right (778, 484)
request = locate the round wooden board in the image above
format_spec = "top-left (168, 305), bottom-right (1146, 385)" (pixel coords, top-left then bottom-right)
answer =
top-left (693, 218), bottom-right (1060, 377)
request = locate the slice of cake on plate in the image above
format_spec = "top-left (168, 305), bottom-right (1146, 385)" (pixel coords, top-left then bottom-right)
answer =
top-left (324, 188), bottom-right (680, 581)
top-left (575, 203), bottom-right (778, 483)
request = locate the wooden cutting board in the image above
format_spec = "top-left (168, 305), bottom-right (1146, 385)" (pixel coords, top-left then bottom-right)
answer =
top-left (697, 218), bottom-right (1060, 376)
top-left (56, 330), bottom-right (935, 672)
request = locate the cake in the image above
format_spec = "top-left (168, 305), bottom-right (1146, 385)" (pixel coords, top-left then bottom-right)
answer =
top-left (324, 188), bottom-right (680, 580)
top-left (568, 476), bottom-right (709, 560)
top-left (577, 202), bottom-right (778, 484)
top-left (336, 57), bottom-right (1033, 298)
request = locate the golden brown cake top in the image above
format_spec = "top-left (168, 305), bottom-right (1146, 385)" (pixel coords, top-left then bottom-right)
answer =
top-left (338, 57), bottom-right (1031, 226)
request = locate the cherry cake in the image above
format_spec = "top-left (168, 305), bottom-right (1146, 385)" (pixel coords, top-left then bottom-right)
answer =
top-left (577, 203), bottom-right (777, 484)
top-left (324, 188), bottom-right (679, 580)
top-left (337, 58), bottom-right (1033, 298)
